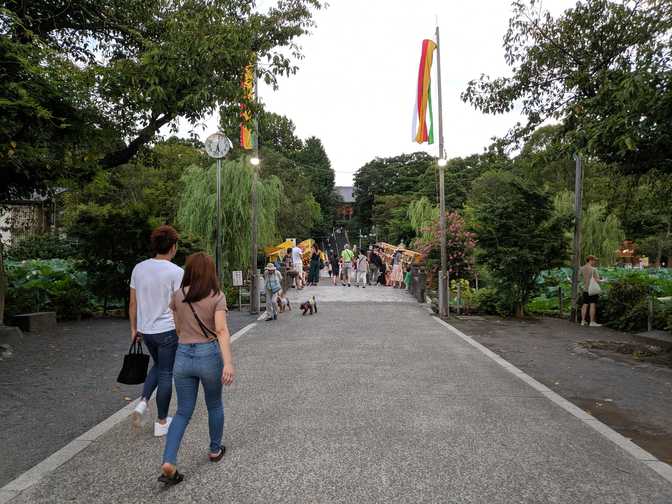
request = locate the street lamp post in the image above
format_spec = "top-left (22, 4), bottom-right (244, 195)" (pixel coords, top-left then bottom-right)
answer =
top-left (204, 131), bottom-right (232, 285)
top-left (249, 155), bottom-right (260, 315)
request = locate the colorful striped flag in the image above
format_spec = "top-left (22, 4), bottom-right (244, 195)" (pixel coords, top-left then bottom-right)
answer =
top-left (412, 39), bottom-right (437, 144)
top-left (240, 64), bottom-right (255, 150)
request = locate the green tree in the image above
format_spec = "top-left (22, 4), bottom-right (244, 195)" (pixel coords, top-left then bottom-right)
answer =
top-left (177, 160), bottom-right (281, 273)
top-left (553, 191), bottom-right (625, 266)
top-left (468, 171), bottom-right (569, 317)
top-left (291, 136), bottom-right (336, 236)
top-left (1, 0), bottom-right (323, 199)
top-left (462, 0), bottom-right (672, 174)
top-left (259, 147), bottom-right (321, 240)
top-left (68, 204), bottom-right (153, 314)
top-left (353, 152), bottom-right (435, 228)
top-left (370, 194), bottom-right (415, 246)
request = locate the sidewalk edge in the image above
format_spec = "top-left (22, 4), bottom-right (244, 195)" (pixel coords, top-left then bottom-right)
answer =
top-left (432, 316), bottom-right (672, 486)
top-left (0, 321), bottom-right (257, 502)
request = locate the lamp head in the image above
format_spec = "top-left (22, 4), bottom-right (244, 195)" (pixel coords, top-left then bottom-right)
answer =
top-left (250, 156), bottom-right (261, 166)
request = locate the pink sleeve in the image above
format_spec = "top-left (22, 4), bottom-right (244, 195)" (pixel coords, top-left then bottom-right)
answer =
top-left (215, 293), bottom-right (228, 312)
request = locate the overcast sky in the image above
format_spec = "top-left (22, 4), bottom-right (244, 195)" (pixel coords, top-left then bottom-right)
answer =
top-left (176, 0), bottom-right (576, 186)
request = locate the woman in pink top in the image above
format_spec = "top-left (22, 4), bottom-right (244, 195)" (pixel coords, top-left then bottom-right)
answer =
top-left (159, 252), bottom-right (235, 485)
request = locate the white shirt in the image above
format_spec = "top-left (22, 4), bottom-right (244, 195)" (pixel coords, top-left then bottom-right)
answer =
top-left (291, 247), bottom-right (303, 265)
top-left (130, 258), bottom-right (184, 334)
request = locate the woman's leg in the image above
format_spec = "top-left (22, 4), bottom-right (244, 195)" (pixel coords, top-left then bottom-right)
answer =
top-left (162, 354), bottom-right (199, 467)
top-left (199, 351), bottom-right (225, 455)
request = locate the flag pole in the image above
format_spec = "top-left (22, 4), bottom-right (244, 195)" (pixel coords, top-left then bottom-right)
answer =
top-left (435, 23), bottom-right (449, 318)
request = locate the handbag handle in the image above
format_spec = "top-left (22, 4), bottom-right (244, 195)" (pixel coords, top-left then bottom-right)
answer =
top-left (129, 339), bottom-right (144, 355)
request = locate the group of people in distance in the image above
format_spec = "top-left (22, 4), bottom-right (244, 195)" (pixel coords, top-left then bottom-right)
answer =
top-left (261, 241), bottom-right (414, 320)
top-left (129, 225), bottom-right (234, 486)
top-left (329, 243), bottom-right (412, 289)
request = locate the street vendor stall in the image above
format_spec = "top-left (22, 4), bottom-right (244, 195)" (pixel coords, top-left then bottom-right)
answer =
top-left (375, 242), bottom-right (424, 267)
top-left (264, 238), bottom-right (326, 266)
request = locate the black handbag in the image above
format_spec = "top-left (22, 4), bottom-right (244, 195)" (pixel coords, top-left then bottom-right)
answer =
top-left (117, 339), bottom-right (150, 385)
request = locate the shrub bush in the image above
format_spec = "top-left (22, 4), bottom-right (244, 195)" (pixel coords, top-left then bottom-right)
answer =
top-left (473, 288), bottom-right (509, 316)
top-left (5, 259), bottom-right (94, 321)
top-left (600, 276), bottom-right (664, 332)
top-left (6, 233), bottom-right (80, 261)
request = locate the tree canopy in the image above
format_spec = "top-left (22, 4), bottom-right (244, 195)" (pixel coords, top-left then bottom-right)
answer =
top-left (1, 0), bottom-right (323, 199)
top-left (462, 0), bottom-right (672, 174)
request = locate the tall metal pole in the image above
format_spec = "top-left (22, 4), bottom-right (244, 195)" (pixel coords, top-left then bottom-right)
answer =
top-left (570, 154), bottom-right (583, 322)
top-left (436, 24), bottom-right (448, 318)
top-left (249, 68), bottom-right (260, 315)
top-left (216, 158), bottom-right (223, 285)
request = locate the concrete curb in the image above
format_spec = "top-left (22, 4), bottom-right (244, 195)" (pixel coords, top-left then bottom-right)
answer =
top-left (432, 316), bottom-right (672, 486)
top-left (0, 321), bottom-right (258, 503)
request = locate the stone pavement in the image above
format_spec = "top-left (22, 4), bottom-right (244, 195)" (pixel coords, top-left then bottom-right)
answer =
top-left (4, 285), bottom-right (672, 503)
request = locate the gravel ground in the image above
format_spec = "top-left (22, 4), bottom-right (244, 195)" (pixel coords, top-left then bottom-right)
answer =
top-left (449, 316), bottom-right (672, 464)
top-left (0, 311), bottom-right (255, 488)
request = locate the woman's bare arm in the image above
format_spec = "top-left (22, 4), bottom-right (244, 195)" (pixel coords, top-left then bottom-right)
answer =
top-left (215, 310), bottom-right (234, 385)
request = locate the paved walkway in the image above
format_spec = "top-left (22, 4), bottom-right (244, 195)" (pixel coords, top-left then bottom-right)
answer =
top-left (3, 285), bottom-right (672, 503)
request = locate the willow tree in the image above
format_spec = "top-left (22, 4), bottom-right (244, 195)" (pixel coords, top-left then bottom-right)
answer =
top-left (554, 191), bottom-right (625, 266)
top-left (177, 160), bottom-right (281, 272)
top-left (408, 197), bottom-right (439, 244)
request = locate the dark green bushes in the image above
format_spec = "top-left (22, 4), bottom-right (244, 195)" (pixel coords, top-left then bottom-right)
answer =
top-left (5, 259), bottom-right (94, 321)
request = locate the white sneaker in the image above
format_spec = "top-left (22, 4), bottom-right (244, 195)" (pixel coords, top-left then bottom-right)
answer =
top-left (589, 322), bottom-right (602, 327)
top-left (154, 417), bottom-right (173, 437)
top-left (581, 320), bottom-right (587, 326)
top-left (132, 400), bottom-right (147, 428)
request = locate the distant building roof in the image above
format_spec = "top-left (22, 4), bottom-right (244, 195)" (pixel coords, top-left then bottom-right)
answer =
top-left (336, 186), bottom-right (354, 204)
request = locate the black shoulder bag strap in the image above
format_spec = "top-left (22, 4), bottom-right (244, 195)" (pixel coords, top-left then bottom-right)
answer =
top-left (182, 288), bottom-right (218, 340)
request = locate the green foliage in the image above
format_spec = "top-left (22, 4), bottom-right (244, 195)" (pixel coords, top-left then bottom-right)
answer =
top-left (177, 160), bottom-right (281, 273)
top-left (5, 259), bottom-right (94, 321)
top-left (67, 204), bottom-right (153, 307)
top-left (462, 0), bottom-right (672, 174)
top-left (408, 197), bottom-right (439, 243)
top-left (291, 137), bottom-right (336, 236)
top-left (1, 0), bottom-right (323, 199)
top-left (259, 147), bottom-right (321, 240)
top-left (353, 152), bottom-right (435, 228)
top-left (473, 288), bottom-right (508, 317)
top-left (468, 170), bottom-right (569, 317)
top-left (600, 276), bottom-right (662, 333)
top-left (553, 191), bottom-right (625, 266)
top-left (371, 195), bottom-right (415, 245)
top-left (6, 233), bottom-right (79, 261)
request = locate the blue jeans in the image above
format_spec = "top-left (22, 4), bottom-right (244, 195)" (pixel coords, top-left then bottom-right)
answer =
top-left (163, 341), bottom-right (224, 465)
top-left (140, 330), bottom-right (178, 420)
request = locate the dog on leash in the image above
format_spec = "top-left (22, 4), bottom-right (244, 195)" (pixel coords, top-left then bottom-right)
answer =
top-left (277, 293), bottom-right (291, 313)
top-left (300, 296), bottom-right (318, 316)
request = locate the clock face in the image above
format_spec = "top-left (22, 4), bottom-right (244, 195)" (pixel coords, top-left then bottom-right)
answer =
top-left (205, 132), bottom-right (231, 159)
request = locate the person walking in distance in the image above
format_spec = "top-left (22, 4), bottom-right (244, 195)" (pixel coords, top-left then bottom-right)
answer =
top-left (291, 243), bottom-right (304, 289)
top-left (368, 246), bottom-right (382, 286)
top-left (330, 250), bottom-right (340, 286)
top-left (308, 243), bottom-right (321, 286)
top-left (355, 251), bottom-right (369, 288)
top-left (390, 248), bottom-right (404, 288)
top-left (263, 263), bottom-right (282, 321)
top-left (341, 244), bottom-right (354, 287)
top-left (159, 252), bottom-right (235, 485)
top-left (129, 225), bottom-right (183, 436)
top-left (580, 255), bottom-right (604, 327)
